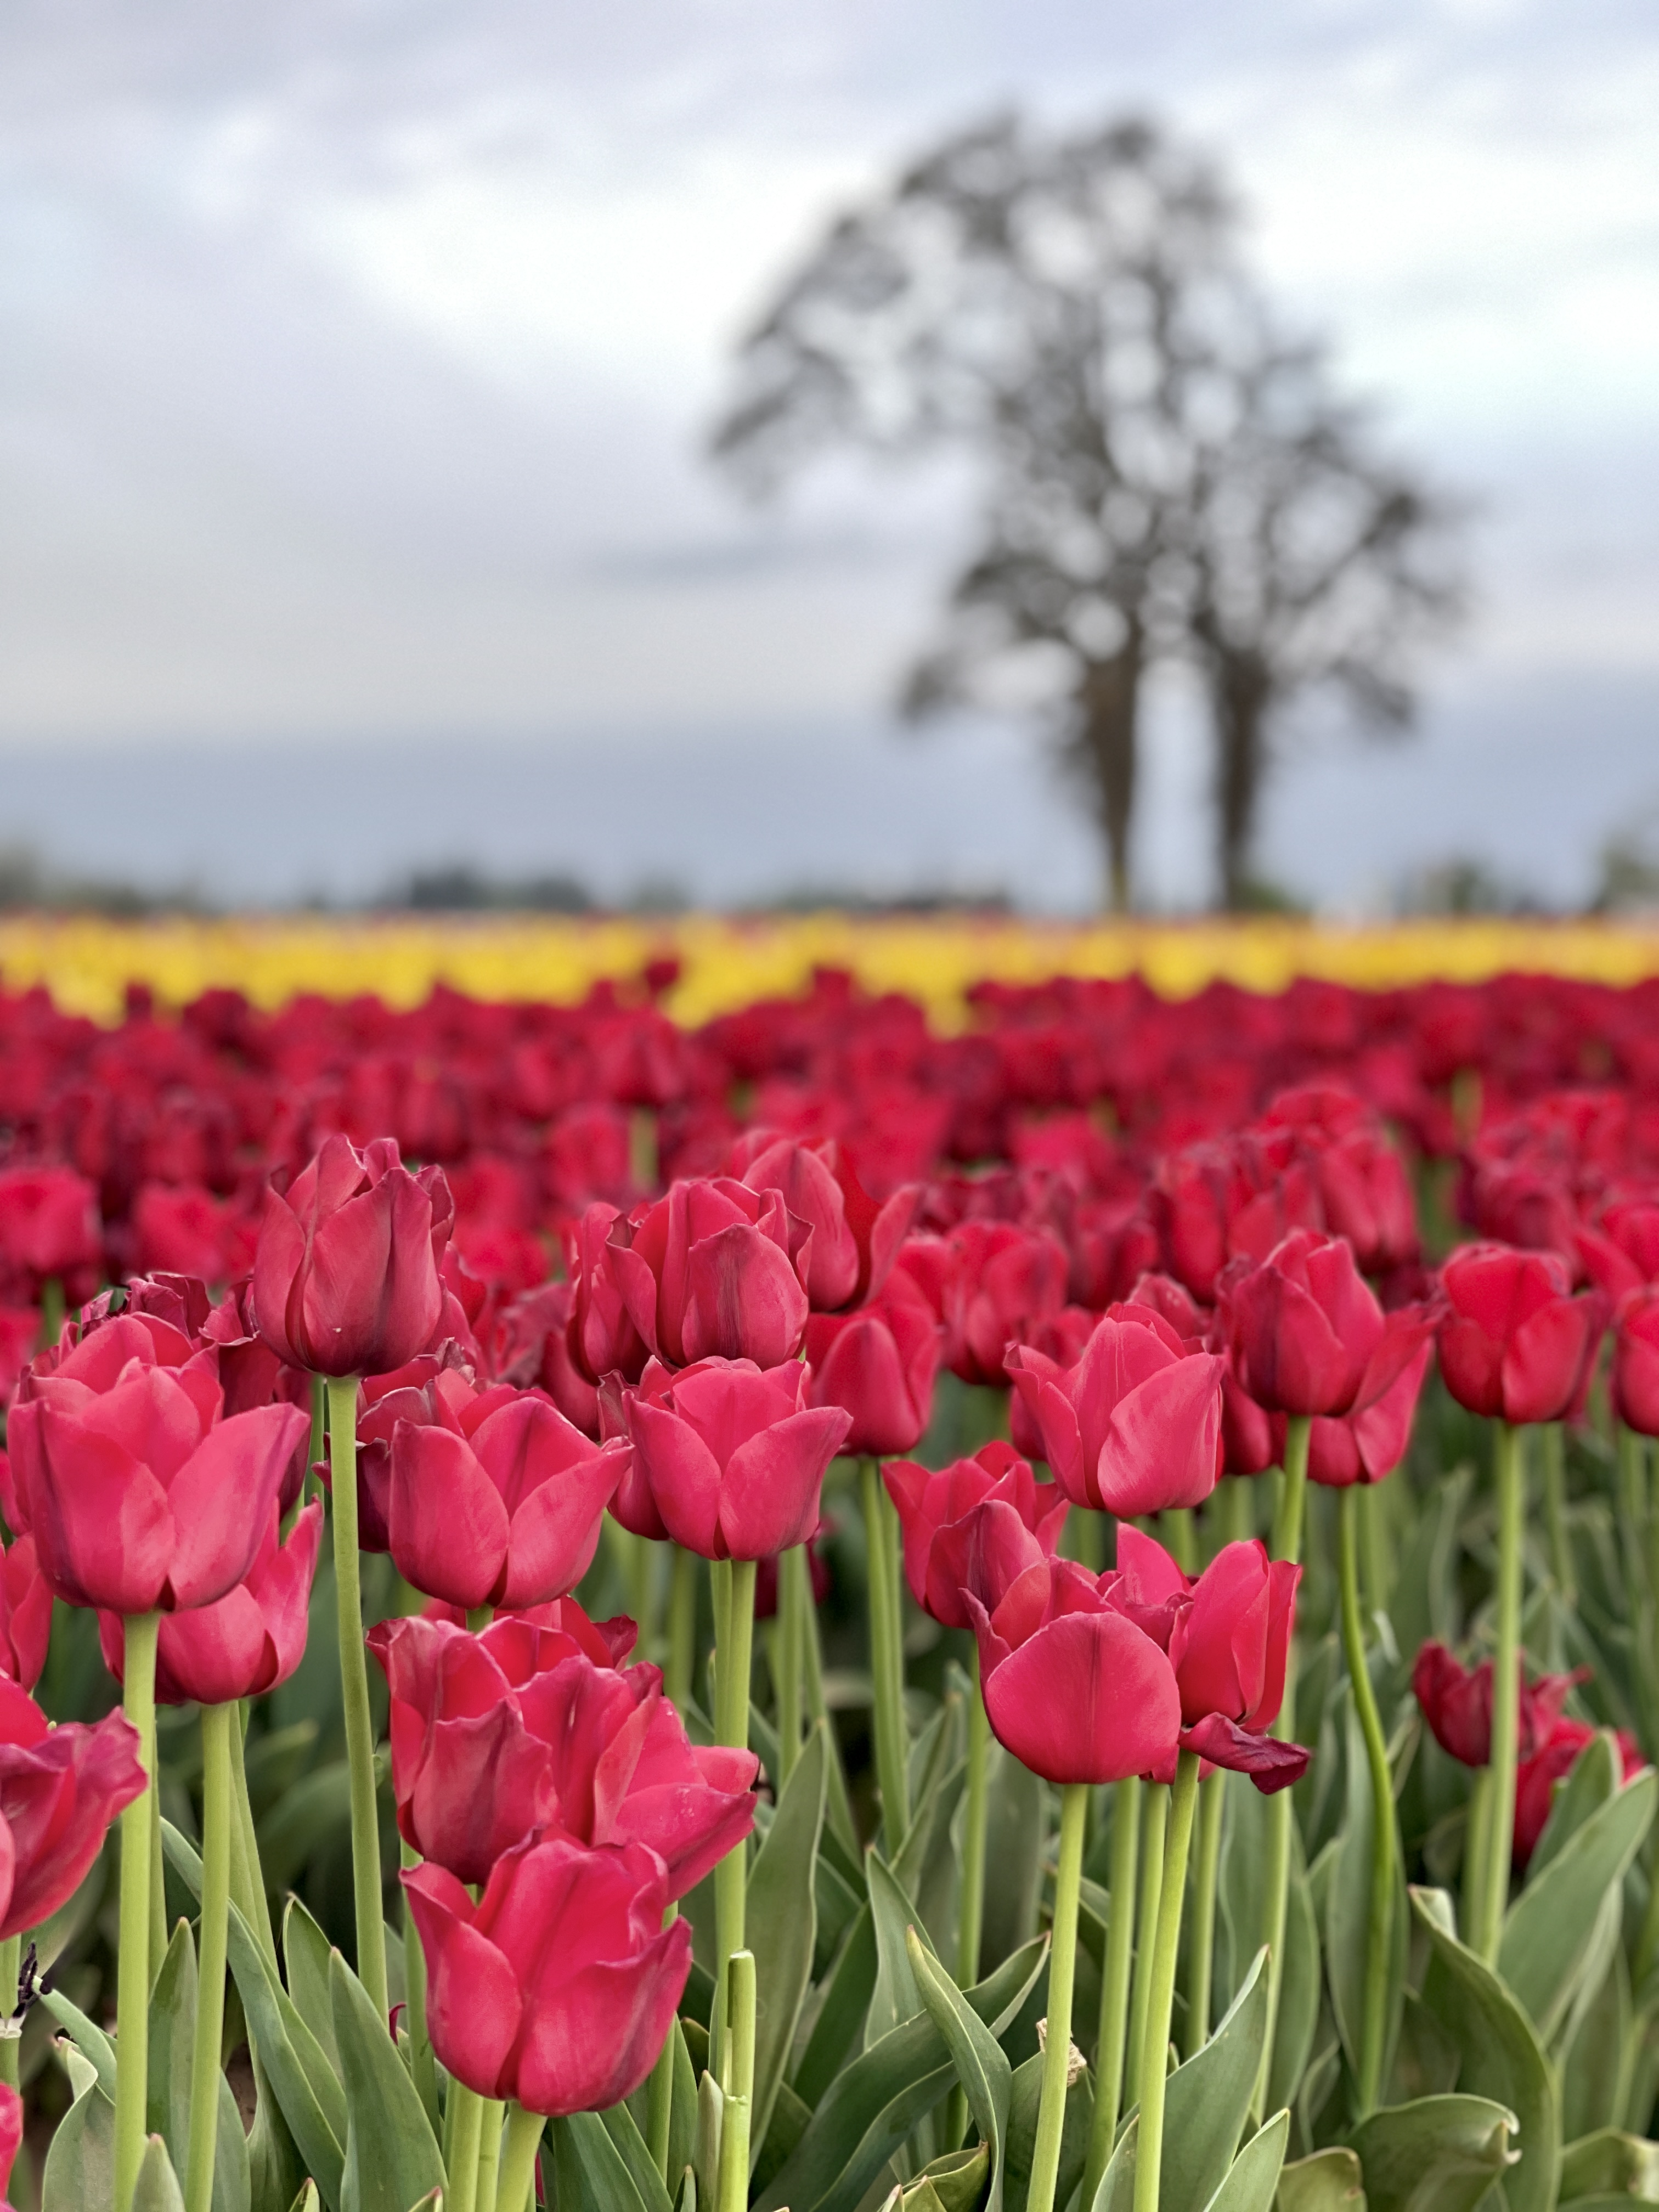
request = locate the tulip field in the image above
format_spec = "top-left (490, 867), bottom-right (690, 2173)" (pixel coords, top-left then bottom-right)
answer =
top-left (4, 925), bottom-right (1659, 2211)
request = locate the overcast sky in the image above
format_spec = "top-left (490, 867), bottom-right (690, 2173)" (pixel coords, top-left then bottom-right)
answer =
top-left (1, 0), bottom-right (1655, 909)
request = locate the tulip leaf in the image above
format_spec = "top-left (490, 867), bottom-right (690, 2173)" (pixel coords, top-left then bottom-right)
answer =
top-left (131, 2133), bottom-right (189, 2211)
top-left (754, 1931), bottom-right (1048, 2212)
top-left (667, 2015), bottom-right (700, 2190)
top-left (39, 1985), bottom-right (116, 2101)
top-left (1558, 2125), bottom-right (1659, 2201)
top-left (1201, 2111), bottom-right (1290, 2212)
top-left (1091, 2108), bottom-right (1136, 2212)
top-left (1561, 1943), bottom-right (1633, 2144)
top-left (1004, 2045), bottom-right (1093, 2212)
top-left (794, 1903), bottom-right (877, 2105)
top-left (1498, 1767), bottom-right (1656, 2045)
top-left (327, 1949), bottom-right (445, 2212)
top-left (1149, 1945), bottom-right (1271, 2212)
top-left (1274, 2147), bottom-right (1366, 2209)
top-left (1269, 1844), bottom-right (1321, 2114)
top-left (867, 1850), bottom-right (935, 2052)
top-left (162, 1819), bottom-right (347, 2210)
top-left (40, 2073), bottom-right (114, 2211)
top-left (1527, 1730), bottom-right (1620, 1880)
top-left (284, 2187), bottom-right (321, 2212)
top-left (747, 1722), bottom-right (828, 2164)
top-left (1413, 1887), bottom-right (1560, 2212)
top-left (754, 2077), bottom-right (813, 2193)
top-left (283, 1897), bottom-right (343, 2074)
top-left (146, 1917), bottom-right (252, 2212)
top-left (1326, 1690), bottom-right (1407, 2099)
top-left (256, 1763), bottom-right (354, 1896)
top-left (905, 1927), bottom-right (1012, 2212)
top-left (696, 2068), bottom-right (724, 2212)
top-left (979, 1745), bottom-right (1045, 1975)
top-left (599, 2097), bottom-right (675, 2212)
top-left (884, 2142), bottom-right (992, 2211)
top-left (248, 2042), bottom-right (311, 2212)
top-left (1348, 2094), bottom-right (1520, 2212)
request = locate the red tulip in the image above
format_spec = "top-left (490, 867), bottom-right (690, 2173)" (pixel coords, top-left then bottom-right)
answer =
top-left (202, 1279), bottom-right (314, 1432)
top-left (100, 1502), bottom-right (321, 1706)
top-left (404, 1833), bottom-right (692, 2114)
top-left (896, 1222), bottom-right (1068, 1387)
top-left (607, 1178), bottom-right (811, 1370)
top-left (0, 1681), bottom-right (146, 1937)
top-left (1514, 1717), bottom-right (1645, 1871)
top-left (966, 1557), bottom-right (1182, 1786)
top-left (1437, 1243), bottom-right (1605, 1425)
top-left (343, 1348), bottom-right (473, 1553)
top-left (7, 1317), bottom-right (311, 1613)
top-left (732, 1130), bottom-right (918, 1310)
top-left (0, 1311), bottom-right (38, 1407)
top-left (802, 1273), bottom-right (941, 1457)
top-left (253, 1134), bottom-right (453, 1377)
top-left (132, 1183), bottom-right (258, 1287)
top-left (563, 1203), bottom-right (650, 1392)
top-left (1578, 1199), bottom-right (1659, 1304)
top-left (1218, 1358), bottom-right (1278, 1477)
top-left (1220, 1229), bottom-right (1387, 1418)
top-left (1006, 1306), bottom-right (1224, 1516)
top-left (0, 1165), bottom-right (100, 1291)
top-left (883, 1442), bottom-right (1068, 1630)
top-left (1007, 1306), bottom-right (1096, 1462)
top-left (387, 1372), bottom-right (626, 1611)
top-left (623, 1356), bottom-right (850, 1562)
top-left (0, 1537), bottom-right (50, 1691)
top-left (0, 2081), bottom-right (19, 2208)
top-left (1410, 1640), bottom-right (1585, 1768)
top-left (1299, 1308), bottom-right (1436, 1487)
top-left (1613, 1287), bottom-right (1659, 1437)
top-left (1126, 1272), bottom-right (1209, 1345)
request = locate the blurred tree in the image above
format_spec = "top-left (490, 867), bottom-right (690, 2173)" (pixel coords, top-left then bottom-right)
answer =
top-left (710, 112), bottom-right (1465, 911)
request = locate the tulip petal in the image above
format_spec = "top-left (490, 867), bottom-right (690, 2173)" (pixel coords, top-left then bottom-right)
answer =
top-left (25, 1407), bottom-right (172, 1613)
top-left (719, 1407), bottom-right (850, 1561)
top-left (167, 1403), bottom-right (309, 1609)
top-left (1181, 1713), bottom-right (1310, 1794)
top-left (625, 1396), bottom-right (725, 1560)
top-left (496, 1444), bottom-right (624, 1610)
top-left (979, 1609), bottom-right (1182, 1785)
top-left (1095, 1355), bottom-right (1224, 1517)
top-left (389, 1423), bottom-right (511, 1611)
top-left (403, 1865), bottom-right (523, 2101)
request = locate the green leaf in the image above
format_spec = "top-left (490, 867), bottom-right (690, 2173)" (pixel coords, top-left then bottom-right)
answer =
top-left (284, 2186), bottom-right (321, 2212)
top-left (328, 1949), bottom-right (445, 2212)
top-left (1498, 1768), bottom-right (1657, 2044)
top-left (133, 2133), bottom-right (188, 2211)
top-left (40, 2075), bottom-right (114, 2210)
top-left (1005, 2045), bottom-right (1093, 2212)
top-left (1349, 2094), bottom-right (1519, 2212)
top-left (1269, 1847), bottom-right (1321, 2114)
top-left (1413, 1887), bottom-right (1560, 2212)
top-left (867, 1851), bottom-right (935, 2051)
top-left (979, 1743), bottom-right (1044, 1973)
top-left (794, 1904), bottom-right (877, 2105)
top-left (1561, 1947), bottom-right (1634, 2145)
top-left (906, 1927), bottom-right (1013, 2212)
top-left (256, 1763), bottom-right (353, 1894)
top-left (1275, 2147), bottom-right (1365, 2209)
top-left (1154, 1946), bottom-right (1271, 2212)
top-left (1092, 2109), bottom-right (1136, 2212)
top-left (1528, 1731), bottom-right (1619, 1880)
top-left (696, 2069), bottom-right (724, 2212)
top-left (667, 2015), bottom-right (699, 2190)
top-left (144, 1919), bottom-right (251, 2212)
top-left (755, 1933), bottom-right (1049, 2212)
top-left (600, 2098), bottom-right (675, 2212)
top-left (1558, 2126), bottom-right (1659, 2202)
top-left (754, 2078), bottom-right (812, 2194)
top-left (39, 1984), bottom-right (116, 2100)
top-left (1203, 2111), bottom-right (1290, 2212)
top-left (1325, 1690), bottom-right (1406, 2098)
top-left (747, 1722), bottom-right (828, 2164)
top-left (283, 1898), bottom-right (343, 2074)
top-left (887, 2143), bottom-right (992, 2210)
top-left (551, 2110), bottom-right (657, 2212)
top-left (248, 2041), bottom-right (310, 2212)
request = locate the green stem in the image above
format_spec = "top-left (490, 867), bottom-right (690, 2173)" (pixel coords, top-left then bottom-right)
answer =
top-left (185, 1703), bottom-right (233, 2212)
top-left (718, 1949), bottom-right (756, 2208)
top-left (1161, 1506), bottom-right (1197, 1575)
top-left (494, 2104), bottom-right (545, 2212)
top-left (1133, 1752), bottom-right (1201, 2212)
top-left (1254, 1412), bottom-right (1309, 2121)
top-left (1463, 1767), bottom-right (1493, 1955)
top-left (1620, 1423), bottom-right (1648, 1583)
top-left (444, 2082), bottom-right (486, 2212)
top-left (401, 1839), bottom-right (439, 2129)
top-left (228, 1705), bottom-right (278, 1975)
top-left (646, 1909), bottom-right (679, 2181)
top-left (115, 1609), bottom-right (160, 2212)
top-left (0, 1937), bottom-right (16, 2091)
top-left (1540, 1420), bottom-right (1574, 1605)
top-left (326, 1373), bottom-right (389, 2027)
top-left (775, 1543), bottom-right (805, 1786)
top-left (860, 1458), bottom-right (910, 1853)
top-left (466, 1605), bottom-right (494, 1634)
top-left (1028, 1781), bottom-right (1088, 2212)
top-left (1478, 1421), bottom-right (1524, 1967)
top-left (1358, 1481), bottom-right (1392, 1617)
top-left (1082, 1775), bottom-right (1141, 2207)
top-left (39, 1273), bottom-right (64, 1350)
top-left (666, 1542), bottom-right (698, 1713)
top-left (1186, 1768), bottom-right (1226, 2062)
top-left (956, 1652), bottom-right (990, 1990)
top-left (149, 1770), bottom-right (167, 1982)
top-left (1126, 1784), bottom-right (1167, 2089)
top-left (1338, 1487), bottom-right (1398, 2117)
top-left (713, 1557), bottom-right (756, 2081)
top-left (800, 1564), bottom-right (859, 1858)
top-left (475, 2100), bottom-right (504, 2211)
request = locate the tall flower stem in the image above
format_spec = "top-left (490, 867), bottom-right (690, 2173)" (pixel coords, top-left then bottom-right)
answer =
top-left (1027, 1781), bottom-right (1088, 2212)
top-left (494, 2105), bottom-right (545, 2212)
top-left (713, 1556), bottom-right (757, 2080)
top-left (1133, 1751), bottom-right (1200, 2212)
top-left (400, 1840), bottom-right (439, 2128)
top-left (1185, 1768), bottom-right (1226, 2062)
top-left (1254, 1412), bottom-right (1310, 2118)
top-left (227, 1706), bottom-right (278, 1974)
top-left (1477, 1420), bottom-right (1524, 1966)
top-left (956, 1649), bottom-right (990, 1990)
top-left (1126, 1784), bottom-right (1167, 2085)
top-left (1081, 1775), bottom-right (1141, 2207)
top-left (115, 1607), bottom-right (160, 2212)
top-left (444, 2084), bottom-right (486, 2212)
top-left (1462, 1768), bottom-right (1493, 1953)
top-left (325, 1374), bottom-right (389, 2027)
top-left (301, 1373), bottom-right (327, 1516)
top-left (0, 1936), bottom-right (18, 2091)
top-left (1540, 1421), bottom-right (1573, 1605)
top-left (475, 2101), bottom-right (504, 2210)
top-left (774, 1542), bottom-right (806, 1785)
top-left (646, 1906), bottom-right (680, 2182)
top-left (1338, 1486), bottom-right (1397, 2117)
top-left (717, 1949), bottom-right (757, 2212)
top-left (185, 1703), bottom-right (233, 2212)
top-left (39, 1273), bottom-right (64, 1350)
top-left (665, 1542), bottom-right (698, 1713)
top-left (859, 1458), bottom-right (910, 1853)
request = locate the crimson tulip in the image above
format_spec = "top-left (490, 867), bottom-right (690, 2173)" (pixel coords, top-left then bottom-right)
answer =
top-left (0, 1165), bottom-right (100, 1293)
top-left (897, 1221), bottom-right (1068, 1387)
top-left (0, 1680), bottom-right (146, 1937)
top-left (624, 1356), bottom-right (850, 1561)
top-left (7, 1317), bottom-right (311, 1613)
top-left (0, 1537), bottom-right (50, 1690)
top-left (732, 1129), bottom-right (917, 1309)
top-left (253, 1133), bottom-right (453, 1377)
top-left (99, 1502), bottom-right (321, 1707)
top-left (1006, 1305), bottom-right (1224, 1516)
top-left (202, 1279), bottom-right (314, 1431)
top-left (1297, 1307), bottom-right (1437, 1487)
top-left (132, 1183), bottom-right (258, 1286)
top-left (607, 1177), bottom-right (811, 1369)
top-left (803, 1272), bottom-right (941, 1456)
top-left (1409, 1640), bottom-right (1586, 1768)
top-left (1437, 1242), bottom-right (1605, 1425)
top-left (1612, 1286), bottom-right (1659, 1436)
top-left (404, 1832), bottom-right (692, 2114)
top-left (1219, 1229), bottom-right (1391, 1418)
top-left (0, 2081), bottom-right (18, 2208)
top-left (883, 1442), bottom-right (1068, 1630)
top-left (1514, 1716), bottom-right (1645, 1871)
top-left (1578, 1199), bottom-right (1659, 1304)
top-left (563, 1203), bottom-right (650, 1392)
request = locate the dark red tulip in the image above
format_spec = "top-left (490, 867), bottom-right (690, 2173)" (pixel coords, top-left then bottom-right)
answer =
top-left (731, 1129), bottom-right (918, 1310)
top-left (253, 1134), bottom-right (453, 1377)
top-left (201, 1279), bottom-right (314, 1434)
top-left (803, 1273), bottom-right (941, 1457)
top-left (1578, 1199), bottom-right (1659, 1304)
top-left (1299, 1307), bottom-right (1436, 1487)
top-left (1613, 1286), bottom-right (1659, 1436)
top-left (1411, 1639), bottom-right (1585, 1769)
top-left (896, 1222), bottom-right (1069, 1387)
top-left (0, 2081), bottom-right (19, 2207)
top-left (1220, 1229), bottom-right (1387, 1418)
top-left (563, 1203), bottom-right (650, 1392)
top-left (0, 1166), bottom-right (100, 1293)
top-left (883, 1442), bottom-right (1067, 1630)
top-left (607, 1177), bottom-right (811, 1370)
top-left (0, 1538), bottom-right (50, 1691)
top-left (132, 1183), bottom-right (258, 1288)
top-left (0, 1681), bottom-right (146, 1937)
top-left (1437, 1243), bottom-right (1605, 1425)
top-left (1514, 1716), bottom-right (1645, 1871)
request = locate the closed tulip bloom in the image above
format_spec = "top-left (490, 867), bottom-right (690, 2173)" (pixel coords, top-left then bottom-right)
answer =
top-left (7, 1318), bottom-right (311, 1613)
top-left (1006, 1305), bottom-right (1224, 1516)
top-left (132, 1182), bottom-right (257, 1287)
top-left (0, 1165), bottom-right (100, 1289)
top-left (966, 1557), bottom-right (1182, 1787)
top-left (732, 1130), bottom-right (918, 1310)
top-left (1578, 1200), bottom-right (1659, 1304)
top-left (388, 1373), bottom-right (626, 1611)
top-left (883, 1442), bottom-right (1068, 1630)
top-left (563, 1203), bottom-right (650, 1391)
top-left (1220, 1229), bottom-right (1390, 1417)
top-left (624, 1356), bottom-right (850, 1562)
top-left (803, 1273), bottom-right (941, 1457)
top-left (1437, 1242), bottom-right (1605, 1425)
top-left (404, 1833), bottom-right (692, 2114)
top-left (0, 2081), bottom-right (19, 2208)
top-left (1007, 1306), bottom-right (1096, 1463)
top-left (897, 1222), bottom-right (1069, 1387)
top-left (1410, 1640), bottom-right (1584, 1769)
top-left (347, 1348), bottom-right (475, 1553)
top-left (1612, 1287), bottom-right (1659, 1437)
top-left (253, 1133), bottom-right (453, 1376)
top-left (1514, 1718), bottom-right (1645, 1871)
top-left (0, 1538), bottom-right (52, 1691)
top-left (0, 1680), bottom-right (146, 1937)
top-left (202, 1279), bottom-right (314, 1431)
top-left (99, 1502), bottom-right (321, 1707)
top-left (1300, 1307), bottom-right (1437, 1487)
top-left (608, 1177), bottom-right (811, 1370)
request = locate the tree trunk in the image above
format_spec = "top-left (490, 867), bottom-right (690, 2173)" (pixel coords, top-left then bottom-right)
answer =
top-left (1211, 649), bottom-right (1274, 910)
top-left (1075, 633), bottom-right (1144, 914)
